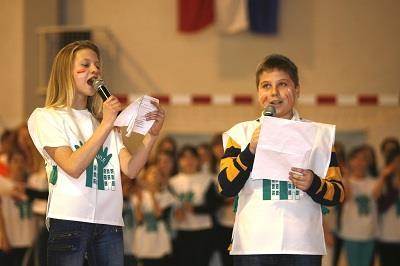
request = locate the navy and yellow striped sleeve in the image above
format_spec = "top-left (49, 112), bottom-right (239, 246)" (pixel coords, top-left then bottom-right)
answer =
top-left (306, 147), bottom-right (344, 206)
top-left (217, 137), bottom-right (255, 197)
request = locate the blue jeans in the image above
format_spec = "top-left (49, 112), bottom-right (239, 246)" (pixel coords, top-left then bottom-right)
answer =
top-left (47, 219), bottom-right (124, 266)
top-left (233, 254), bottom-right (322, 266)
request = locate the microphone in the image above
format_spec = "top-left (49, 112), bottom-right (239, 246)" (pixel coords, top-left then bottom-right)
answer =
top-left (263, 105), bottom-right (276, 117)
top-left (92, 79), bottom-right (111, 101)
top-left (91, 78), bottom-right (121, 115)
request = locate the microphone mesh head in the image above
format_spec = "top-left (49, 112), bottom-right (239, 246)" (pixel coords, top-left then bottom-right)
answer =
top-left (92, 79), bottom-right (105, 91)
top-left (263, 105), bottom-right (276, 116)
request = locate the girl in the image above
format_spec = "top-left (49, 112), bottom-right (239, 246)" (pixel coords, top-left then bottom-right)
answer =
top-left (27, 40), bottom-right (165, 266)
top-left (340, 146), bottom-right (388, 266)
top-left (0, 148), bottom-right (37, 266)
top-left (169, 145), bottom-right (221, 266)
top-left (132, 165), bottom-right (175, 266)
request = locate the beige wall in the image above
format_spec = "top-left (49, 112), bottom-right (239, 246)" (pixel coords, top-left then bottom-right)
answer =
top-left (82, 0), bottom-right (400, 162)
top-left (0, 0), bottom-right (399, 165)
top-left (0, 0), bottom-right (24, 130)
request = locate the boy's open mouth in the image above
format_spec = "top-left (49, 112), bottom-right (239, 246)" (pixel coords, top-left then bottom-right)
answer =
top-left (269, 99), bottom-right (283, 105)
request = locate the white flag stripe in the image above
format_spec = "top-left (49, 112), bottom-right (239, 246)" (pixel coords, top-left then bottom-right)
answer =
top-left (171, 94), bottom-right (191, 105)
top-left (338, 95), bottom-right (357, 106)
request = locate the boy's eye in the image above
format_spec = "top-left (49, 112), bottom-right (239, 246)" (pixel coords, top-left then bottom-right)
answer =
top-left (262, 83), bottom-right (271, 89)
top-left (278, 82), bottom-right (288, 87)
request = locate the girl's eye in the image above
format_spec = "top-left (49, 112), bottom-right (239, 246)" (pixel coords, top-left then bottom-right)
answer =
top-left (81, 63), bottom-right (89, 68)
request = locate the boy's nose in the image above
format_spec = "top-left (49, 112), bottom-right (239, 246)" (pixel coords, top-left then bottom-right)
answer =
top-left (270, 86), bottom-right (279, 96)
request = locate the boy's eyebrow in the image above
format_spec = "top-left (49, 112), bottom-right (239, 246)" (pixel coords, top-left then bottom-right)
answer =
top-left (260, 78), bottom-right (290, 84)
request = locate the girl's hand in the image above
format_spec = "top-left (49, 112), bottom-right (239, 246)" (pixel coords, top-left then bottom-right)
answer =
top-left (288, 167), bottom-right (314, 191)
top-left (102, 96), bottom-right (122, 126)
top-left (249, 126), bottom-right (261, 154)
top-left (146, 101), bottom-right (165, 137)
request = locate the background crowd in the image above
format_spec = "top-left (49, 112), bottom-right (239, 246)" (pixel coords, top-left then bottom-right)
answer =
top-left (0, 126), bottom-right (399, 266)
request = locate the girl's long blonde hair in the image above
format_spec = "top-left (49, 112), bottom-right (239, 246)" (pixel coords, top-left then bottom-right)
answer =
top-left (45, 40), bottom-right (103, 119)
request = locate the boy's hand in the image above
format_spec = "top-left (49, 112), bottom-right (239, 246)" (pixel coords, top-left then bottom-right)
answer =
top-left (249, 126), bottom-right (261, 154)
top-left (288, 167), bottom-right (314, 191)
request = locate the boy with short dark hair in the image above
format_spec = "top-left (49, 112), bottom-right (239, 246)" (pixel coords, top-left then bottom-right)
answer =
top-left (217, 54), bottom-right (344, 266)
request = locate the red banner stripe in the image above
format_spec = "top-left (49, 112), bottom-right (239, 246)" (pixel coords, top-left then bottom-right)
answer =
top-left (317, 95), bottom-right (336, 105)
top-left (234, 95), bottom-right (253, 104)
top-left (358, 95), bottom-right (378, 105)
top-left (192, 95), bottom-right (212, 104)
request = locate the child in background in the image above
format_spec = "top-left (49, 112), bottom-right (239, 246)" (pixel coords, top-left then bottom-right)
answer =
top-left (377, 149), bottom-right (400, 266)
top-left (211, 134), bottom-right (234, 266)
top-left (122, 174), bottom-right (137, 266)
top-left (132, 165), bottom-right (175, 266)
top-left (0, 130), bottom-right (16, 176)
top-left (380, 137), bottom-right (400, 166)
top-left (197, 143), bottom-right (213, 174)
top-left (0, 148), bottom-right (37, 266)
top-left (169, 145), bottom-right (221, 266)
top-left (340, 146), bottom-right (388, 266)
top-left (156, 150), bottom-right (177, 188)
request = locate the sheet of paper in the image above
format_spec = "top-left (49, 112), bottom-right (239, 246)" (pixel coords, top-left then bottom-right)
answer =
top-left (132, 95), bottom-right (159, 135)
top-left (251, 116), bottom-right (335, 181)
top-left (114, 95), bottom-right (159, 136)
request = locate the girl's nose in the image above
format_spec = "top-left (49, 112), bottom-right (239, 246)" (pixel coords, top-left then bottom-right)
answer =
top-left (90, 65), bottom-right (100, 75)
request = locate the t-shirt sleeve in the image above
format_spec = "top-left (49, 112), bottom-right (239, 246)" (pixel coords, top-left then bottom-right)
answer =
top-left (113, 129), bottom-right (126, 153)
top-left (28, 108), bottom-right (70, 158)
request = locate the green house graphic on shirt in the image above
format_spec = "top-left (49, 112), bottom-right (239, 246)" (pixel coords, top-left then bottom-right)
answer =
top-left (74, 142), bottom-right (116, 191)
top-left (263, 180), bottom-right (301, 200)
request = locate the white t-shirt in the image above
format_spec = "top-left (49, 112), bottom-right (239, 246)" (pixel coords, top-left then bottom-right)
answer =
top-left (0, 178), bottom-right (37, 247)
top-left (224, 111), bottom-right (326, 255)
top-left (27, 168), bottom-right (48, 216)
top-left (28, 107), bottom-right (125, 226)
top-left (340, 177), bottom-right (378, 241)
top-left (131, 189), bottom-right (175, 258)
top-left (169, 172), bottom-right (214, 231)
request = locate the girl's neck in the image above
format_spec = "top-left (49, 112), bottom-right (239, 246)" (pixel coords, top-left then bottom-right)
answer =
top-left (72, 95), bottom-right (88, 110)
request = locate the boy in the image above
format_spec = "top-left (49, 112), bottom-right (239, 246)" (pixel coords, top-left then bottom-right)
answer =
top-left (217, 54), bottom-right (344, 266)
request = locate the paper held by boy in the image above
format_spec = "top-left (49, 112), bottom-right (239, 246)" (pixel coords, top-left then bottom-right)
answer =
top-left (114, 95), bottom-right (159, 137)
top-left (251, 117), bottom-right (335, 181)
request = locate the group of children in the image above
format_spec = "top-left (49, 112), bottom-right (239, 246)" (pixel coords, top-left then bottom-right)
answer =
top-left (0, 125), bottom-right (48, 266)
top-left (325, 138), bottom-right (400, 266)
top-left (120, 135), bottom-right (234, 266)
top-left (0, 41), bottom-right (399, 266)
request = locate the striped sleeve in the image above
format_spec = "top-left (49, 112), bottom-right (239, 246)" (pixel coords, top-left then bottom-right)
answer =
top-left (217, 137), bottom-right (255, 197)
top-left (306, 147), bottom-right (345, 206)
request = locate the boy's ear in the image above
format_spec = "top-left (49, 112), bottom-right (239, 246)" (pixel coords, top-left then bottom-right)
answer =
top-left (295, 85), bottom-right (300, 98)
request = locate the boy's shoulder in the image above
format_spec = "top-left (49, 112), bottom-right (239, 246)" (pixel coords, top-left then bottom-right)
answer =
top-left (228, 119), bottom-right (260, 132)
